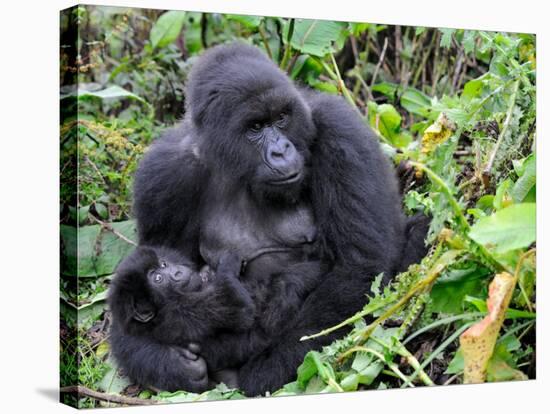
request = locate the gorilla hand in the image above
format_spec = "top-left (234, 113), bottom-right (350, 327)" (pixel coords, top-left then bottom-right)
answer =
top-left (164, 342), bottom-right (208, 392)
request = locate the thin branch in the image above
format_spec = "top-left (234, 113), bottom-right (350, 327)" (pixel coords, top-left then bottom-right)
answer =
top-left (90, 215), bottom-right (137, 246)
top-left (60, 385), bottom-right (157, 406)
top-left (370, 37), bottom-right (388, 89)
top-left (258, 24), bottom-right (273, 60)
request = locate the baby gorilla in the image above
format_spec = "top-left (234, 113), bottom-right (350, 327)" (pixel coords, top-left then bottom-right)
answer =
top-left (108, 246), bottom-right (255, 392)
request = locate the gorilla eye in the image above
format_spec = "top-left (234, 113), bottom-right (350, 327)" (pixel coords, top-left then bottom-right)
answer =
top-left (160, 261), bottom-right (167, 268)
top-left (250, 122), bottom-right (263, 133)
top-left (153, 273), bottom-right (163, 283)
top-left (279, 112), bottom-right (287, 120)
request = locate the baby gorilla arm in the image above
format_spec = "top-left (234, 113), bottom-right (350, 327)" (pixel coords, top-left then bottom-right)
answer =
top-left (162, 252), bottom-right (255, 340)
top-left (109, 323), bottom-right (209, 392)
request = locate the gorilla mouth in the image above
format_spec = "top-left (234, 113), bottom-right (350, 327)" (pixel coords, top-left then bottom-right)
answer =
top-left (269, 171), bottom-right (302, 185)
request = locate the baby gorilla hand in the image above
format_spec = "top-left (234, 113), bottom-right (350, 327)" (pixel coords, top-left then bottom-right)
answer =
top-left (166, 343), bottom-right (208, 392)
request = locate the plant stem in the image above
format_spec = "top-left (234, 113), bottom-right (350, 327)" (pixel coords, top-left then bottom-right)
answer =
top-left (482, 79), bottom-right (520, 181)
top-left (400, 322), bottom-right (474, 388)
top-left (340, 346), bottom-right (415, 387)
top-left (409, 161), bottom-right (470, 231)
top-left (370, 37), bottom-right (388, 89)
top-left (329, 53), bottom-right (356, 107)
top-left (354, 250), bottom-right (461, 344)
top-left (258, 24), bottom-right (273, 60)
top-left (279, 18), bottom-right (295, 69)
top-left (403, 313), bottom-right (484, 345)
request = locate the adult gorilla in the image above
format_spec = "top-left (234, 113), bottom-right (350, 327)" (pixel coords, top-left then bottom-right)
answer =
top-left (110, 43), bottom-right (427, 396)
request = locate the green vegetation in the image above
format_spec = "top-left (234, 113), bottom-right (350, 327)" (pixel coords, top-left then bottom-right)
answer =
top-left (60, 5), bottom-right (536, 408)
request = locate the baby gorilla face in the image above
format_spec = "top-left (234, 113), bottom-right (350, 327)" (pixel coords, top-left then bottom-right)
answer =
top-left (147, 259), bottom-right (204, 295)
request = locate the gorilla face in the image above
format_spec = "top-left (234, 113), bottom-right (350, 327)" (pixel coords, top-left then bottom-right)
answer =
top-left (113, 246), bottom-right (205, 324)
top-left (146, 258), bottom-right (203, 298)
top-left (186, 43), bottom-right (315, 201)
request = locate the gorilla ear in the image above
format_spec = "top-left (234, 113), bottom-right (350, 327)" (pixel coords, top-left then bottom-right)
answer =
top-left (191, 89), bottom-right (219, 128)
top-left (131, 297), bottom-right (156, 323)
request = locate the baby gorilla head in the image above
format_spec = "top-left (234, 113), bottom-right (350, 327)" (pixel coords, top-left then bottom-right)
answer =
top-left (109, 246), bottom-right (211, 326)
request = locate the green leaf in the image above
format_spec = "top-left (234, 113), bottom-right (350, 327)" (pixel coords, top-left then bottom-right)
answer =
top-left (445, 349), bottom-right (464, 374)
top-left (150, 11), bottom-right (187, 49)
top-left (284, 19), bottom-right (348, 57)
top-left (400, 87), bottom-right (432, 117)
top-left (372, 82), bottom-right (399, 99)
top-left (462, 30), bottom-right (477, 54)
top-left (62, 85), bottom-right (146, 105)
top-left (469, 203), bottom-right (536, 254)
top-left (439, 28), bottom-right (456, 48)
top-left (61, 221), bottom-right (138, 277)
top-left (462, 78), bottom-right (483, 101)
top-left (226, 14), bottom-right (263, 29)
top-left (430, 266), bottom-right (491, 313)
top-left (296, 351), bottom-right (319, 388)
top-left (95, 203), bottom-right (109, 220)
top-left (78, 205), bottom-right (90, 225)
top-left (61, 225), bottom-right (77, 275)
top-left (368, 102), bottom-right (405, 147)
top-left (493, 178), bottom-right (513, 210)
top-left (97, 357), bottom-right (131, 394)
top-left (511, 154), bottom-right (536, 203)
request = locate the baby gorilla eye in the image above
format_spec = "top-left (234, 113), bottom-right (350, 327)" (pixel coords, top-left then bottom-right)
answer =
top-left (160, 261), bottom-right (167, 268)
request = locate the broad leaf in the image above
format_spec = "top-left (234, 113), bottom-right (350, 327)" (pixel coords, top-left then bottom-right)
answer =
top-left (227, 14), bottom-right (263, 29)
top-left (150, 11), bottom-right (187, 49)
top-left (512, 154), bottom-right (536, 203)
top-left (284, 19), bottom-right (348, 57)
top-left (460, 272), bottom-right (516, 383)
top-left (469, 203), bottom-right (536, 254)
top-left (401, 87), bottom-right (432, 117)
top-left (431, 266), bottom-right (491, 313)
top-left (61, 221), bottom-right (137, 277)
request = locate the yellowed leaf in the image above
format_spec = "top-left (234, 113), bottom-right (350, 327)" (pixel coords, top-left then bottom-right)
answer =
top-left (420, 112), bottom-right (455, 155)
top-left (96, 341), bottom-right (110, 359)
top-left (460, 272), bottom-right (516, 384)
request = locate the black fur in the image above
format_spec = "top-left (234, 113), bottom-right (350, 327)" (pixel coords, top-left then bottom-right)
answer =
top-left (111, 42), bottom-right (429, 396)
top-left (108, 246), bottom-right (255, 392)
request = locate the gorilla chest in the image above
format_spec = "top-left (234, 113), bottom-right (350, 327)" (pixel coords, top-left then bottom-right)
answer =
top-left (199, 195), bottom-right (317, 272)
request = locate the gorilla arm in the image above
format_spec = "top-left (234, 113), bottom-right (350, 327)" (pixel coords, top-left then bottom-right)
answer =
top-left (133, 123), bottom-right (207, 261)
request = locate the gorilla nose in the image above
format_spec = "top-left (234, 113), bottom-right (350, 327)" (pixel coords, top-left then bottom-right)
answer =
top-left (170, 269), bottom-right (190, 284)
top-left (172, 271), bottom-right (183, 280)
top-left (267, 138), bottom-right (296, 167)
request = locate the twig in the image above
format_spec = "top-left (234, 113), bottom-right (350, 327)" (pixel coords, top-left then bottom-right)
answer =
top-left (482, 80), bottom-right (520, 184)
top-left (60, 385), bottom-right (157, 406)
top-left (329, 53), bottom-right (356, 107)
top-left (370, 37), bottom-right (388, 89)
top-left (90, 215), bottom-right (137, 246)
top-left (84, 156), bottom-right (107, 187)
top-left (258, 24), bottom-right (273, 60)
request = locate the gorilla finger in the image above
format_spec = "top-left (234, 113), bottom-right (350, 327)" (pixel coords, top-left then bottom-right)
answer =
top-left (187, 342), bottom-right (202, 354)
top-left (178, 347), bottom-right (199, 361)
